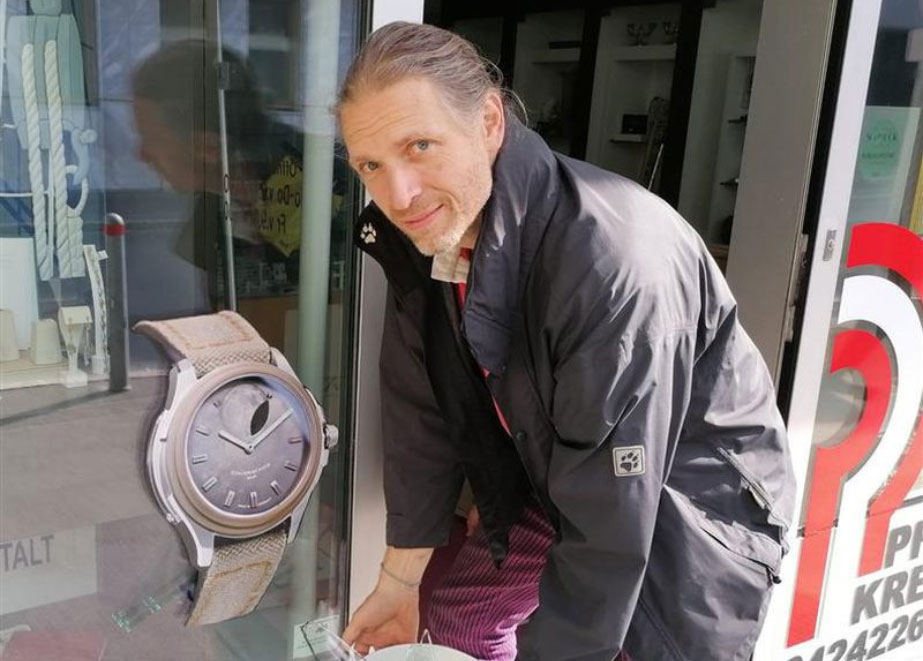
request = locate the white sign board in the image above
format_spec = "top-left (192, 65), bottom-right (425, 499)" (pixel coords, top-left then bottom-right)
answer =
top-left (0, 526), bottom-right (98, 615)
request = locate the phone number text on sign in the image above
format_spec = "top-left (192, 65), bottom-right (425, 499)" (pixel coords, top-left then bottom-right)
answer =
top-left (787, 607), bottom-right (923, 661)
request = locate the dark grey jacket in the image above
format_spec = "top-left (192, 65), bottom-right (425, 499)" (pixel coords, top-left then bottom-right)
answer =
top-left (355, 117), bottom-right (796, 661)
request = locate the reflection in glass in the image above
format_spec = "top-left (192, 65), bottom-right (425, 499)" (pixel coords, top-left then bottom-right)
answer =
top-left (0, 0), bottom-right (359, 658)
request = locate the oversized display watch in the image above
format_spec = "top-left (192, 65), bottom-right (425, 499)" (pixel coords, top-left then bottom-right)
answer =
top-left (135, 311), bottom-right (337, 626)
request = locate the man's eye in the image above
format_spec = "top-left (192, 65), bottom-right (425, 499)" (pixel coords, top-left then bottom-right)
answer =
top-left (413, 140), bottom-right (430, 152)
top-left (361, 162), bottom-right (379, 173)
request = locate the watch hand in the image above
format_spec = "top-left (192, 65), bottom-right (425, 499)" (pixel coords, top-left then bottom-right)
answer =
top-left (218, 429), bottom-right (252, 452)
top-left (249, 408), bottom-right (293, 450)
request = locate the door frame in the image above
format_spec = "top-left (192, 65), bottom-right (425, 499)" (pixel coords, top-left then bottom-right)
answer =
top-left (753, 0), bottom-right (888, 658)
top-left (725, 0), bottom-right (840, 386)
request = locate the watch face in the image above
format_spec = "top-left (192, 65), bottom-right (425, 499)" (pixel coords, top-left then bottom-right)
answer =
top-left (184, 375), bottom-right (313, 515)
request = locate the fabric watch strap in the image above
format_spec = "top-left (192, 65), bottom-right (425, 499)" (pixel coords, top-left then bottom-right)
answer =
top-left (134, 310), bottom-right (271, 376)
top-left (135, 311), bottom-right (285, 626)
top-left (186, 529), bottom-right (288, 626)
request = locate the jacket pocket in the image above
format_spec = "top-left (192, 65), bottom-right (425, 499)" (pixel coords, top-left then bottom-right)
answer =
top-left (631, 487), bottom-right (777, 661)
top-left (716, 445), bottom-right (791, 536)
top-left (688, 495), bottom-right (783, 582)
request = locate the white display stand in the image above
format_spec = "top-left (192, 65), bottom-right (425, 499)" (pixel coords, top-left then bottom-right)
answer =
top-left (83, 244), bottom-right (108, 374)
top-left (0, 238), bottom-right (39, 350)
top-left (0, 309), bottom-right (19, 361)
top-left (58, 305), bottom-right (90, 388)
top-left (30, 317), bottom-right (61, 365)
top-left (0, 318), bottom-right (65, 390)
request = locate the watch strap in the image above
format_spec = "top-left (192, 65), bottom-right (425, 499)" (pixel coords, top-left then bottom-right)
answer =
top-left (186, 528), bottom-right (287, 627)
top-left (135, 311), bottom-right (271, 376)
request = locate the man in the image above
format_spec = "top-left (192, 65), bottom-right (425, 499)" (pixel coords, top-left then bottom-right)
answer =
top-left (339, 22), bottom-right (795, 661)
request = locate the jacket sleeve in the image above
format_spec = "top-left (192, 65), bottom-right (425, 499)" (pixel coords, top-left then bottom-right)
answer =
top-left (517, 301), bottom-right (696, 661)
top-left (379, 285), bottom-right (464, 548)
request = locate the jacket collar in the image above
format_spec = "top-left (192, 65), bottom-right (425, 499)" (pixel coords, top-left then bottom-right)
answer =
top-left (354, 115), bottom-right (560, 375)
top-left (463, 115), bottom-right (560, 375)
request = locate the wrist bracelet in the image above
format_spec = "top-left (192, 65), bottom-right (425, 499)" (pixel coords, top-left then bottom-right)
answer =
top-left (380, 562), bottom-right (422, 591)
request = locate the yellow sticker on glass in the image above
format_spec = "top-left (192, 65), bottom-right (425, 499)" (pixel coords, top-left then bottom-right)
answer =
top-left (257, 154), bottom-right (303, 256)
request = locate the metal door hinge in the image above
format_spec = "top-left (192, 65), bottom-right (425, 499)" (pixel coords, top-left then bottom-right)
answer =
top-left (822, 229), bottom-right (838, 261)
top-left (782, 233), bottom-right (811, 342)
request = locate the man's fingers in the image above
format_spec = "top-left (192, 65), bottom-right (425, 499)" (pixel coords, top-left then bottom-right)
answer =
top-left (342, 597), bottom-right (378, 645)
top-left (343, 616), bottom-right (396, 651)
top-left (363, 624), bottom-right (405, 650)
top-left (342, 619), bottom-right (363, 645)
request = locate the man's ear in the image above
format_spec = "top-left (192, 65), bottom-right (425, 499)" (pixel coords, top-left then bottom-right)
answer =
top-left (482, 91), bottom-right (506, 160)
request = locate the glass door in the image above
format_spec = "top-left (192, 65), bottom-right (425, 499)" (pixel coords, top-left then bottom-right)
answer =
top-left (0, 0), bottom-right (364, 658)
top-left (756, 1), bottom-right (923, 659)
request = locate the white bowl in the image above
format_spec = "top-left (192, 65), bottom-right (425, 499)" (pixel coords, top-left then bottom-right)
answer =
top-left (364, 644), bottom-right (477, 661)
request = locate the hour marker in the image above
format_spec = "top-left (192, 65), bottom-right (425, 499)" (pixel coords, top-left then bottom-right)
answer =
top-left (224, 490), bottom-right (235, 507)
top-left (284, 460), bottom-right (298, 471)
top-left (191, 454), bottom-right (208, 464)
top-left (195, 424), bottom-right (210, 435)
top-left (288, 436), bottom-right (302, 444)
top-left (270, 480), bottom-right (281, 495)
top-left (249, 491), bottom-right (258, 508)
top-left (212, 400), bottom-right (222, 407)
top-left (202, 477), bottom-right (218, 492)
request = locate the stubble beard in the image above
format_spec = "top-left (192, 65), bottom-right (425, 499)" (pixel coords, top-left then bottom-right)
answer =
top-left (413, 210), bottom-right (474, 257)
top-left (408, 149), bottom-right (494, 257)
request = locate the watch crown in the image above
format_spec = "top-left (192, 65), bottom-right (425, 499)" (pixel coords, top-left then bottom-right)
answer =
top-left (323, 424), bottom-right (339, 450)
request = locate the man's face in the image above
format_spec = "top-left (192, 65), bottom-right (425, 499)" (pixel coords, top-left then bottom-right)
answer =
top-left (340, 77), bottom-right (504, 256)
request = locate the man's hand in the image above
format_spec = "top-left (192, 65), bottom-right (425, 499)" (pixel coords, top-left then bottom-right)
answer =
top-left (342, 546), bottom-right (433, 655)
top-left (342, 581), bottom-right (419, 655)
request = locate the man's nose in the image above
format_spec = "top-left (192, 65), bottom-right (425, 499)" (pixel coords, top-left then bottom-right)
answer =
top-left (386, 167), bottom-right (422, 211)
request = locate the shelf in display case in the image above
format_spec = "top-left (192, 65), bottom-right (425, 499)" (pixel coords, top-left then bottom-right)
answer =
top-left (610, 133), bottom-right (647, 143)
top-left (533, 47), bottom-right (581, 65)
top-left (611, 44), bottom-right (676, 62)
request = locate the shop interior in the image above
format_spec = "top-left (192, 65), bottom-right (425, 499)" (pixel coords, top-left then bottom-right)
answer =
top-left (425, 0), bottom-right (765, 271)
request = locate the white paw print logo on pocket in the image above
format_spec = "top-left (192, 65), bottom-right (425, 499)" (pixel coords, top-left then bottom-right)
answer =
top-left (360, 223), bottom-right (377, 244)
top-left (613, 446), bottom-right (645, 477)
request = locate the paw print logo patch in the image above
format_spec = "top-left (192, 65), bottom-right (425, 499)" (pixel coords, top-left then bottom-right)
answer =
top-left (360, 223), bottom-right (377, 244)
top-left (613, 446), bottom-right (645, 477)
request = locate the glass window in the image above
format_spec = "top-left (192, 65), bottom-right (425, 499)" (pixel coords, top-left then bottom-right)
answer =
top-left (806, 0), bottom-right (923, 540)
top-left (763, 2), bottom-right (923, 658)
top-left (0, 0), bottom-right (363, 658)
